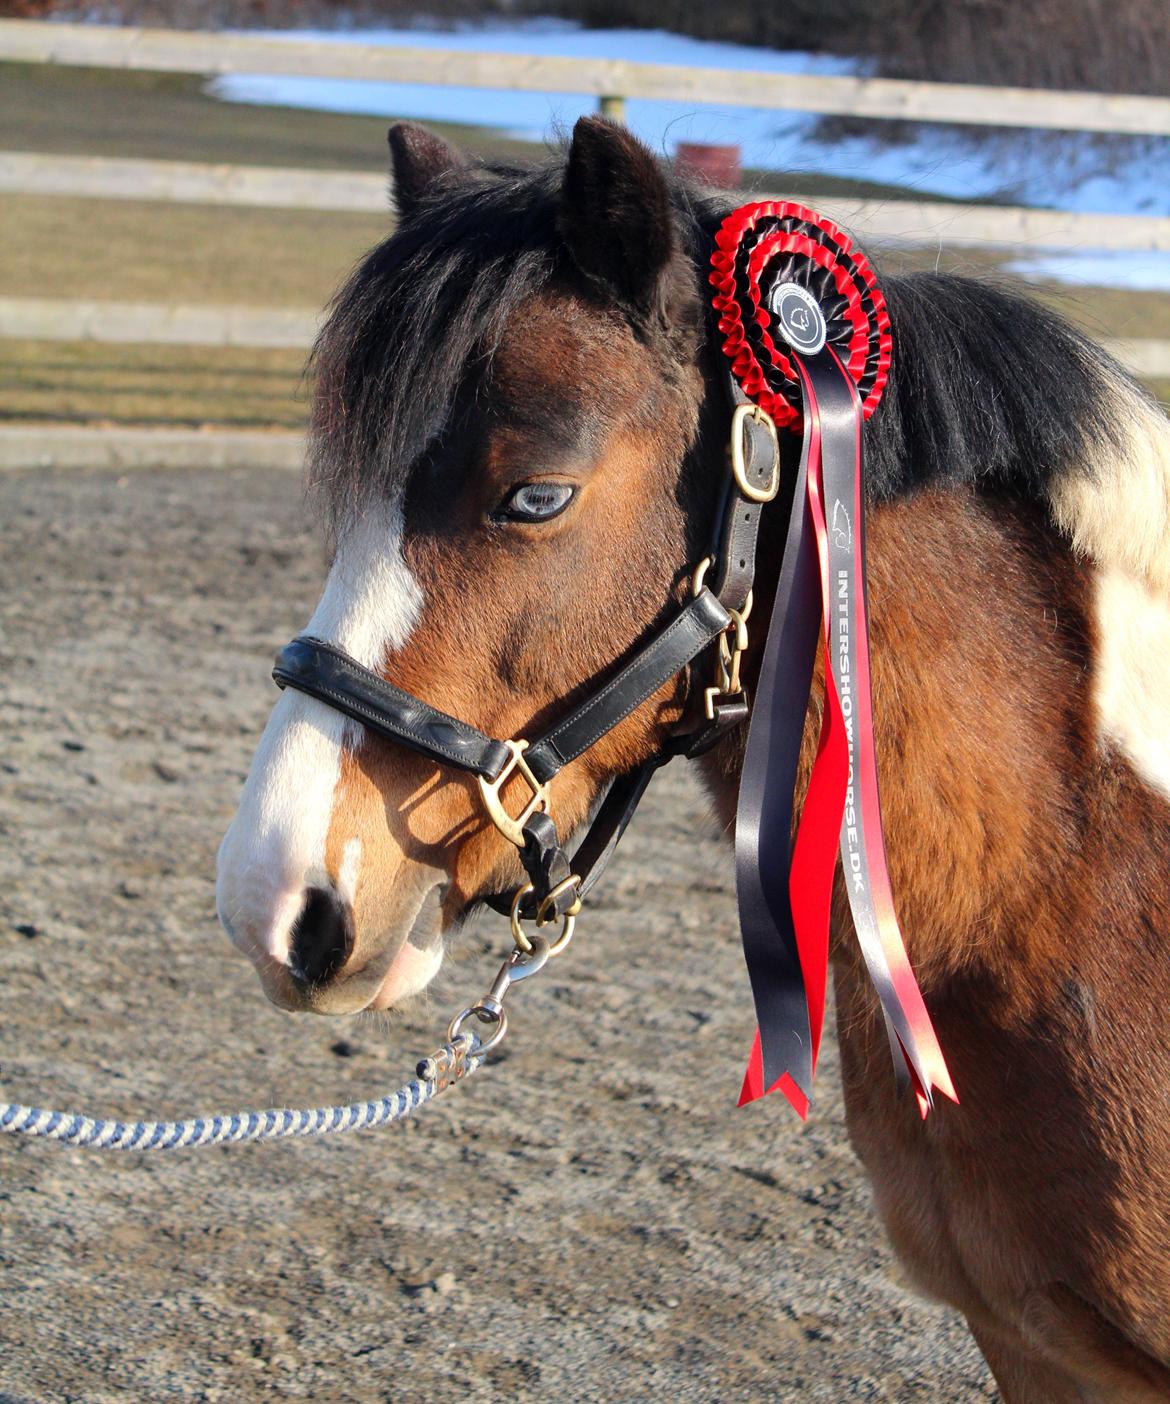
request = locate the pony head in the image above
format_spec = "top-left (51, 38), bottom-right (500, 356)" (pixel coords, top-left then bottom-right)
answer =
top-left (216, 120), bottom-right (725, 1013)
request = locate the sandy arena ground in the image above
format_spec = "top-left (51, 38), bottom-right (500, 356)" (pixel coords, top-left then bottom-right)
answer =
top-left (0, 466), bottom-right (994, 1402)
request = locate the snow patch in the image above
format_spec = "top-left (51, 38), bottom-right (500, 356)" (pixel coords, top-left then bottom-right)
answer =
top-left (210, 19), bottom-right (1169, 220)
top-left (1006, 250), bottom-right (1170, 292)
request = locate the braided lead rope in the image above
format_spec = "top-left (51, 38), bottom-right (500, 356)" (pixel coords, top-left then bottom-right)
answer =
top-left (0, 1037), bottom-right (483, 1152)
top-left (0, 908), bottom-right (559, 1154)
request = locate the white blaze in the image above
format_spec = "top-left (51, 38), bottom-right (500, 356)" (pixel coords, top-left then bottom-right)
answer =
top-left (216, 503), bottom-right (423, 965)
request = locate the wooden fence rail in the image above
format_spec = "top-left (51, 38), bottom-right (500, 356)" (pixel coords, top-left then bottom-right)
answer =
top-left (0, 424), bottom-right (305, 472)
top-left (2, 19), bottom-right (1169, 137)
top-left (3, 295), bottom-right (1167, 379)
top-left (0, 296), bottom-right (318, 349)
top-left (0, 150), bottom-right (390, 214)
top-left (5, 152), bottom-right (1170, 252)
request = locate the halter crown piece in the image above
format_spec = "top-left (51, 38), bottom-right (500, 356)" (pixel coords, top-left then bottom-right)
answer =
top-left (711, 202), bottom-right (954, 1116)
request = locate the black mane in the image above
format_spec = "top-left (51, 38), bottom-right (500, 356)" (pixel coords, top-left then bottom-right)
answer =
top-left (865, 270), bottom-right (1128, 502)
top-left (310, 152), bottom-right (1135, 521)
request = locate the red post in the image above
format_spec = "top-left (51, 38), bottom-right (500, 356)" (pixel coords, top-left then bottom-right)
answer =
top-left (675, 142), bottom-right (742, 189)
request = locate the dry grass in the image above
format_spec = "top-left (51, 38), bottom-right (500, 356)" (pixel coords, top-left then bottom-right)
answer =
top-left (0, 340), bottom-right (308, 428)
top-left (0, 61), bottom-right (542, 170)
top-left (0, 194), bottom-right (388, 307)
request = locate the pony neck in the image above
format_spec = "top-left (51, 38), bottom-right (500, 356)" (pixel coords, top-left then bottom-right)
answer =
top-left (696, 479), bottom-right (1100, 994)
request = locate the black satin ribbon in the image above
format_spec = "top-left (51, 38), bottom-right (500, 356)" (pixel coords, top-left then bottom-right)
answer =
top-left (801, 349), bottom-right (956, 1107)
top-left (733, 387), bottom-right (822, 1098)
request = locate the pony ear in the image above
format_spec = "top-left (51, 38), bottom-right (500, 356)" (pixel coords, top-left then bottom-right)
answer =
top-left (558, 116), bottom-right (676, 319)
top-left (387, 122), bottom-right (468, 220)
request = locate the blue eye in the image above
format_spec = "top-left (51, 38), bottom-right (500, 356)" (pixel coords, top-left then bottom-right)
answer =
top-left (496, 481), bottom-right (575, 523)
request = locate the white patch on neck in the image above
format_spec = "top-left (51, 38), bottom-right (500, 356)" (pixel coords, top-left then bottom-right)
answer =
top-left (216, 502), bottom-right (422, 964)
top-left (1049, 380), bottom-right (1170, 597)
top-left (1092, 563), bottom-right (1170, 802)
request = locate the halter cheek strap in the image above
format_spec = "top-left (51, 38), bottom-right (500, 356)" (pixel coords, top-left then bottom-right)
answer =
top-left (521, 588), bottom-right (731, 781)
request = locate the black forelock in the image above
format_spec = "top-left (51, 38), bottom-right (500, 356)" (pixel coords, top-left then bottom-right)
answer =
top-left (308, 143), bottom-right (1142, 530)
top-left (308, 161), bottom-right (565, 528)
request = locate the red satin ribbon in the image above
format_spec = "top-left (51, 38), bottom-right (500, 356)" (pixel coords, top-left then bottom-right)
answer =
top-left (739, 350), bottom-right (956, 1117)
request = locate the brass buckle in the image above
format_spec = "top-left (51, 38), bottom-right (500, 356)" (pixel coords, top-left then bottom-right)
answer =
top-left (704, 602), bottom-right (751, 721)
top-left (476, 739), bottom-right (550, 848)
top-left (730, 403), bottom-right (780, 503)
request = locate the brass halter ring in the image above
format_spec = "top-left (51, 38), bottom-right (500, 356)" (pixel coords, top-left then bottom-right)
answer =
top-left (476, 738), bottom-right (550, 848)
top-left (510, 882), bottom-right (577, 957)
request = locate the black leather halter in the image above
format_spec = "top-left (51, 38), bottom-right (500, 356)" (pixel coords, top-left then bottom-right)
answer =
top-left (272, 356), bottom-right (783, 931)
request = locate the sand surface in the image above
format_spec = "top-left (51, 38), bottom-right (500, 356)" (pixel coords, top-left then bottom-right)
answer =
top-left (0, 467), bottom-right (994, 1402)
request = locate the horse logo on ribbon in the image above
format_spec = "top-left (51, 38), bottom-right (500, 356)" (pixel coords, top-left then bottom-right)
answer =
top-left (832, 500), bottom-right (852, 552)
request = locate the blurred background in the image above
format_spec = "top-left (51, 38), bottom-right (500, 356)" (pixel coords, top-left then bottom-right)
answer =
top-left (1, 0), bottom-right (1167, 450)
top-left (1, 8), bottom-right (1168, 1400)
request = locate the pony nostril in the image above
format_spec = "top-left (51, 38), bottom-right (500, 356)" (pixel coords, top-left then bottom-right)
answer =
top-left (289, 886), bottom-right (354, 987)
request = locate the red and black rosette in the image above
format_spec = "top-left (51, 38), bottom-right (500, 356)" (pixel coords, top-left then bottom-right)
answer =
top-left (710, 201), bottom-right (892, 430)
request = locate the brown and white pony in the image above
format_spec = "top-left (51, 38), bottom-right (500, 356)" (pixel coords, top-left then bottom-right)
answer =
top-left (217, 118), bottom-right (1170, 1400)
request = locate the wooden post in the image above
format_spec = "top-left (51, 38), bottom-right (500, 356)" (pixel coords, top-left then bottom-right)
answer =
top-left (598, 94), bottom-right (626, 124)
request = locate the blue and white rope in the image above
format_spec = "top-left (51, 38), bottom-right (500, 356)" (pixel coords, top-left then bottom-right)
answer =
top-left (0, 1042), bottom-right (484, 1152)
